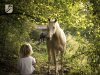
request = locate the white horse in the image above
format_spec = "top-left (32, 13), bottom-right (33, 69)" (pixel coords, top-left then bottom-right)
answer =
top-left (46, 18), bottom-right (66, 75)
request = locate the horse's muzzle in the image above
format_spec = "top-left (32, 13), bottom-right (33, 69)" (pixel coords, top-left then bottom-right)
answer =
top-left (46, 36), bottom-right (52, 40)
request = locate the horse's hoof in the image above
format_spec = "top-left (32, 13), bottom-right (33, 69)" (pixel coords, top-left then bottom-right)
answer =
top-left (47, 71), bottom-right (54, 75)
top-left (47, 71), bottom-right (50, 75)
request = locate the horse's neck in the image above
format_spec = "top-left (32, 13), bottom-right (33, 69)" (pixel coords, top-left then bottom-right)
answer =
top-left (54, 23), bottom-right (62, 39)
top-left (55, 22), bottom-right (60, 29)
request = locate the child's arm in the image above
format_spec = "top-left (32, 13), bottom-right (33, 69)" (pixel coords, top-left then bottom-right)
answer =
top-left (32, 57), bottom-right (36, 65)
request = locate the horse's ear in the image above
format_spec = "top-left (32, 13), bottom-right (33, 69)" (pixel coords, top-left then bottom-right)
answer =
top-left (48, 18), bottom-right (50, 22)
top-left (54, 18), bottom-right (57, 22)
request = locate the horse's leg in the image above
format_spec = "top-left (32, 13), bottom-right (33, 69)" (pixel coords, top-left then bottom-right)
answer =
top-left (61, 51), bottom-right (64, 75)
top-left (53, 50), bottom-right (58, 75)
top-left (47, 48), bottom-right (51, 74)
top-left (54, 51), bottom-right (57, 75)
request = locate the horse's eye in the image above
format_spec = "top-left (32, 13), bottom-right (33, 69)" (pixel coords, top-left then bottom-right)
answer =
top-left (53, 27), bottom-right (55, 29)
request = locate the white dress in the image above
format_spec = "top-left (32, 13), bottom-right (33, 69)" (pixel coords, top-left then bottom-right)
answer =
top-left (17, 56), bottom-right (36, 75)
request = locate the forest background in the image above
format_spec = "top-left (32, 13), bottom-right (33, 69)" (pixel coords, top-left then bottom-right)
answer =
top-left (0, 0), bottom-right (100, 75)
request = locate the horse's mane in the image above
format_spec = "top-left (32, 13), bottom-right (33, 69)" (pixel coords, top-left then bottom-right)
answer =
top-left (55, 21), bottom-right (61, 29)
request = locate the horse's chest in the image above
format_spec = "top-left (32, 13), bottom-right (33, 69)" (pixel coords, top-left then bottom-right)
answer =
top-left (47, 33), bottom-right (65, 50)
top-left (51, 38), bottom-right (62, 50)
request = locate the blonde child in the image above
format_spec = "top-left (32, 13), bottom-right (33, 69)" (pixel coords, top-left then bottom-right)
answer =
top-left (17, 43), bottom-right (36, 75)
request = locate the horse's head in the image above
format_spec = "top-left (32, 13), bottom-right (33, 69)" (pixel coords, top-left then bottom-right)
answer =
top-left (47, 18), bottom-right (57, 40)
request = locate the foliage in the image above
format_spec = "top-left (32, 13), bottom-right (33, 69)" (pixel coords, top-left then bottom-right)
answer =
top-left (0, 0), bottom-right (99, 75)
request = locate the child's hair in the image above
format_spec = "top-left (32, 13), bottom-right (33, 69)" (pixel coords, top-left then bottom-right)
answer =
top-left (20, 43), bottom-right (33, 57)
